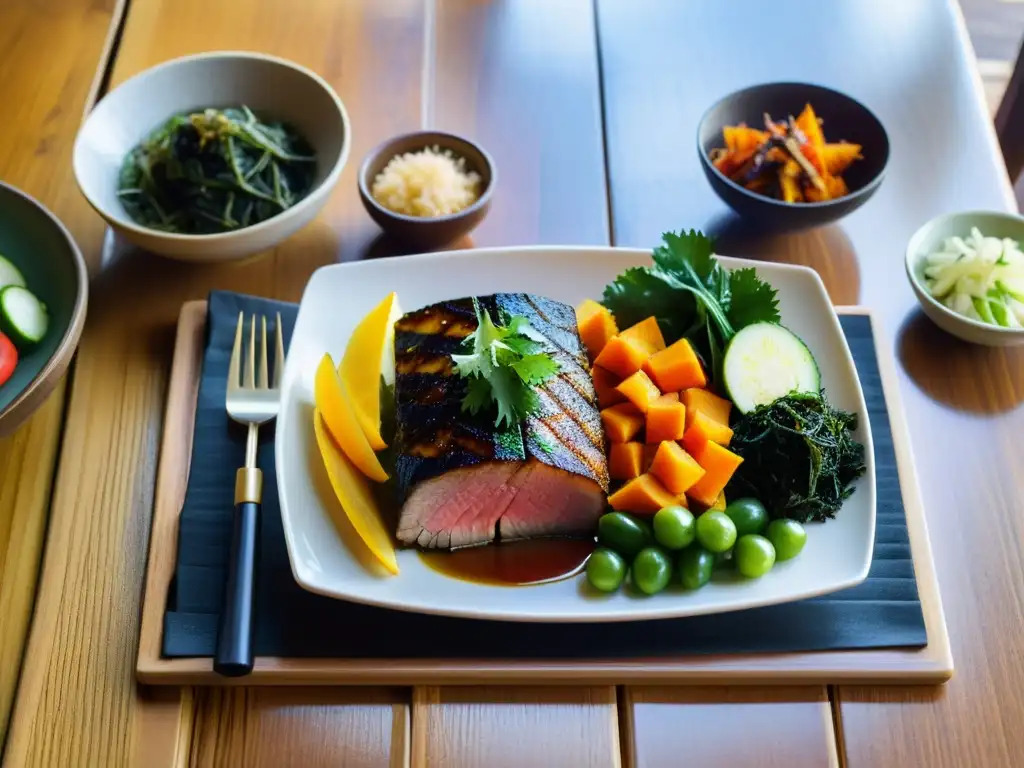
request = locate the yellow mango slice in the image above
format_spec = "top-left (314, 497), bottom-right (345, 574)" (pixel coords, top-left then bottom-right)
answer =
top-left (313, 410), bottom-right (398, 574)
top-left (340, 292), bottom-right (402, 451)
top-left (314, 353), bottom-right (389, 483)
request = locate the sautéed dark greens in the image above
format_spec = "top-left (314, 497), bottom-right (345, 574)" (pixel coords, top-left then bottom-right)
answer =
top-left (117, 106), bottom-right (316, 235)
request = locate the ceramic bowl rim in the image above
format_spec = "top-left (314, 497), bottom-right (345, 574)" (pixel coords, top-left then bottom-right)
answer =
top-left (696, 80), bottom-right (890, 210)
top-left (0, 180), bottom-right (89, 424)
top-left (904, 209), bottom-right (1024, 337)
top-left (72, 50), bottom-right (351, 243)
top-left (357, 129), bottom-right (496, 224)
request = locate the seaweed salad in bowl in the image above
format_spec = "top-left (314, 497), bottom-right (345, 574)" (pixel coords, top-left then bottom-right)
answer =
top-left (73, 51), bottom-right (350, 262)
top-left (118, 106), bottom-right (317, 235)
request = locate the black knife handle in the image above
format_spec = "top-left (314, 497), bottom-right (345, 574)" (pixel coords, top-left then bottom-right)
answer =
top-left (214, 500), bottom-right (259, 677)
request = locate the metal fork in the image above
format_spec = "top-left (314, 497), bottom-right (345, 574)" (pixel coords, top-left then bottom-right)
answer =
top-left (215, 312), bottom-right (284, 677)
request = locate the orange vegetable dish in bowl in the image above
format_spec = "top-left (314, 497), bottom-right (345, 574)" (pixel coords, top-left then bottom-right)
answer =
top-left (709, 104), bottom-right (862, 204)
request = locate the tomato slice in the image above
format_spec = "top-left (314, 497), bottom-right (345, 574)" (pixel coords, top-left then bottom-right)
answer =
top-left (0, 331), bottom-right (17, 386)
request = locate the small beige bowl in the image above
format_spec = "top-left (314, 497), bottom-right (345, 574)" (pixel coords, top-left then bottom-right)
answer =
top-left (73, 51), bottom-right (350, 262)
top-left (906, 210), bottom-right (1024, 347)
top-left (358, 131), bottom-right (495, 251)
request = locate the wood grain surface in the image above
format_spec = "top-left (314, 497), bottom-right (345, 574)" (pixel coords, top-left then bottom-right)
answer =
top-left (411, 687), bottom-right (620, 768)
top-left (622, 687), bottom-right (838, 768)
top-left (0, 0), bottom-right (123, 747)
top-left (595, 1), bottom-right (1023, 767)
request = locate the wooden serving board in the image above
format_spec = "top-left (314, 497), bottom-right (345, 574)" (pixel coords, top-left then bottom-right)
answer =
top-left (136, 301), bottom-right (952, 686)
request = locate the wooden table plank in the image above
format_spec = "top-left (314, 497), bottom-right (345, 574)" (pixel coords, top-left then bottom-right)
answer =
top-left (2, 0), bottom-right (426, 765)
top-left (0, 0), bottom-right (123, 749)
top-left (190, 688), bottom-right (409, 768)
top-left (623, 687), bottom-right (838, 768)
top-left (431, 0), bottom-right (609, 246)
top-left (411, 687), bottom-right (620, 768)
top-left (596, 1), bottom-right (1023, 767)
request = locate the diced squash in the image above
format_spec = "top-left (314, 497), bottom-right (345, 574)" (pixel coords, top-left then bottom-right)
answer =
top-left (690, 490), bottom-right (727, 515)
top-left (609, 442), bottom-right (645, 481)
top-left (619, 316), bottom-right (666, 354)
top-left (607, 473), bottom-right (680, 516)
top-left (709, 491), bottom-right (727, 511)
top-left (576, 299), bottom-right (618, 361)
top-left (795, 103), bottom-right (826, 150)
top-left (643, 337), bottom-right (707, 391)
top-left (615, 370), bottom-right (662, 414)
top-left (723, 124), bottom-right (769, 154)
top-left (600, 403), bottom-right (644, 443)
top-left (645, 393), bottom-right (686, 444)
top-left (594, 334), bottom-right (651, 379)
top-left (684, 410), bottom-right (733, 447)
top-left (821, 142), bottom-right (863, 176)
top-left (798, 142), bottom-right (826, 176)
top-left (591, 365), bottom-right (626, 408)
top-left (648, 441), bottom-right (706, 495)
top-left (826, 174), bottom-right (849, 199)
top-left (682, 388), bottom-right (732, 429)
top-left (687, 441), bottom-right (744, 508)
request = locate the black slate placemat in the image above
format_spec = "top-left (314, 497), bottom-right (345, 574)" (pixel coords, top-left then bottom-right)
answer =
top-left (163, 290), bottom-right (926, 659)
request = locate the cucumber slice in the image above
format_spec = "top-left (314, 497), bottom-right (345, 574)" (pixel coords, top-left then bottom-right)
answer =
top-left (0, 254), bottom-right (26, 291)
top-left (0, 286), bottom-right (49, 348)
top-left (723, 322), bottom-right (820, 414)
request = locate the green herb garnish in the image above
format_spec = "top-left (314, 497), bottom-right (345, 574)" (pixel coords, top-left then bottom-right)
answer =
top-left (452, 299), bottom-right (560, 427)
top-left (117, 106), bottom-right (316, 234)
top-left (727, 391), bottom-right (867, 523)
top-left (602, 230), bottom-right (780, 380)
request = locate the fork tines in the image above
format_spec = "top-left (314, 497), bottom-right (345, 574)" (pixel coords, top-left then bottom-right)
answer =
top-left (228, 312), bottom-right (285, 392)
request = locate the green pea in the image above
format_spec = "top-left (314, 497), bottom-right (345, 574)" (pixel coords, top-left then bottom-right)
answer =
top-left (678, 546), bottom-right (715, 590)
top-left (632, 547), bottom-right (673, 595)
top-left (653, 505), bottom-right (696, 550)
top-left (586, 547), bottom-right (627, 592)
top-left (597, 512), bottom-right (654, 558)
top-left (767, 519), bottom-right (808, 562)
top-left (695, 510), bottom-right (737, 553)
top-left (724, 498), bottom-right (769, 537)
top-left (735, 534), bottom-right (776, 578)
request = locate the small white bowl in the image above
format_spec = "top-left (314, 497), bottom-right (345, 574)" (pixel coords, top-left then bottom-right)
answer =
top-left (73, 51), bottom-right (350, 262)
top-left (905, 210), bottom-right (1024, 347)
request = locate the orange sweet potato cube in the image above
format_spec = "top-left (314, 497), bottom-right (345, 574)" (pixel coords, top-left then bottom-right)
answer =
top-left (683, 410), bottom-right (733, 447)
top-left (576, 299), bottom-right (618, 362)
top-left (607, 472), bottom-right (679, 515)
top-left (619, 316), bottom-right (666, 354)
top-left (593, 335), bottom-right (651, 379)
top-left (645, 393), bottom-right (687, 443)
top-left (687, 441), bottom-right (744, 508)
top-left (682, 388), bottom-right (732, 429)
top-left (643, 338), bottom-right (707, 392)
top-left (608, 442), bottom-right (644, 481)
top-left (600, 403), bottom-right (644, 443)
top-left (648, 441), bottom-right (706, 495)
top-left (615, 370), bottom-right (662, 414)
top-left (591, 365), bottom-right (626, 408)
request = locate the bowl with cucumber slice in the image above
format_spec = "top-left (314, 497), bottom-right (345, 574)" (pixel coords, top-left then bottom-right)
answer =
top-left (0, 181), bottom-right (88, 436)
top-left (906, 210), bottom-right (1024, 346)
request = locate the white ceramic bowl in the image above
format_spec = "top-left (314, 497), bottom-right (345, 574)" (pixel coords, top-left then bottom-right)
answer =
top-left (905, 210), bottom-right (1024, 347)
top-left (73, 51), bottom-right (350, 262)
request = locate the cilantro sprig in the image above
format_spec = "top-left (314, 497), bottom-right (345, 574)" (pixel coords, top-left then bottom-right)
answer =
top-left (452, 299), bottom-right (560, 427)
top-left (602, 229), bottom-right (779, 381)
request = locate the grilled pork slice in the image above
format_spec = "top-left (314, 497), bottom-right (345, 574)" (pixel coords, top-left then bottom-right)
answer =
top-left (393, 293), bottom-right (609, 549)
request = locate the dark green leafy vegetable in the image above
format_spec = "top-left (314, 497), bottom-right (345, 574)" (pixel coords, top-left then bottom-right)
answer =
top-left (117, 106), bottom-right (316, 234)
top-left (451, 299), bottom-right (560, 427)
top-left (602, 230), bottom-right (780, 380)
top-left (727, 391), bottom-right (867, 523)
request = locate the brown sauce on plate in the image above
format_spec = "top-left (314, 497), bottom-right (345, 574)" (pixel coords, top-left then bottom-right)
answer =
top-left (419, 538), bottom-right (595, 586)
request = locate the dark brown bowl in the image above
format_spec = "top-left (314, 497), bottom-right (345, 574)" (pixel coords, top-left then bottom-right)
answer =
top-left (358, 131), bottom-right (495, 250)
top-left (697, 82), bottom-right (889, 231)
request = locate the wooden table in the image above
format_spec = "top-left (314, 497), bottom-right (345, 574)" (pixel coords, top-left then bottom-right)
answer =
top-left (1, 0), bottom-right (1022, 765)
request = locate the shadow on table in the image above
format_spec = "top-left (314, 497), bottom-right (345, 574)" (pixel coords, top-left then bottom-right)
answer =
top-left (363, 233), bottom-right (475, 260)
top-left (706, 213), bottom-right (862, 306)
top-left (897, 309), bottom-right (1024, 414)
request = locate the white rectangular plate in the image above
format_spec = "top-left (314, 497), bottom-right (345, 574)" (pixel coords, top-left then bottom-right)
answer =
top-left (276, 246), bottom-right (875, 622)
